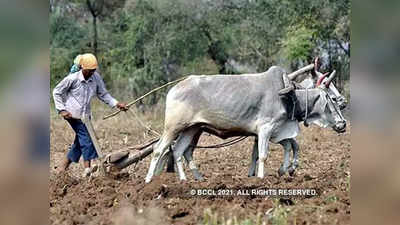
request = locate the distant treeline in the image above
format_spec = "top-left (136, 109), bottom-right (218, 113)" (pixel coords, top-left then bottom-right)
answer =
top-left (50, 0), bottom-right (350, 104)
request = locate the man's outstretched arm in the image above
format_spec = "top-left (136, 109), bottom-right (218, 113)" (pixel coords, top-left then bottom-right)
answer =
top-left (96, 74), bottom-right (127, 111)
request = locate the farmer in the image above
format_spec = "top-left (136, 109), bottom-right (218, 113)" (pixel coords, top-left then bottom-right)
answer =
top-left (53, 53), bottom-right (128, 177)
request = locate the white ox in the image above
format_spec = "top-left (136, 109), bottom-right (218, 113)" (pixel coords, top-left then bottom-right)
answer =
top-left (177, 65), bottom-right (348, 180)
top-left (145, 65), bottom-right (346, 183)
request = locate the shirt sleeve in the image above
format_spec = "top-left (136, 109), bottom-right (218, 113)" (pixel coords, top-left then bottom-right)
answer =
top-left (95, 74), bottom-right (118, 108)
top-left (52, 75), bottom-right (74, 112)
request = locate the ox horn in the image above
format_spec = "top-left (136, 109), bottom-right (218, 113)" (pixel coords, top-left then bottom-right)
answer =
top-left (316, 72), bottom-right (329, 86)
top-left (314, 57), bottom-right (320, 71)
top-left (287, 64), bottom-right (315, 80)
top-left (325, 70), bottom-right (336, 87)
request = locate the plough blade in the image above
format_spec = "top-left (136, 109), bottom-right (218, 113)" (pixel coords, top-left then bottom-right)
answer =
top-left (104, 145), bottom-right (154, 170)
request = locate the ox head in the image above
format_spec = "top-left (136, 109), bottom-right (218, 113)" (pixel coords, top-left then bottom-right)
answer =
top-left (308, 70), bottom-right (347, 133)
top-left (310, 58), bottom-right (347, 110)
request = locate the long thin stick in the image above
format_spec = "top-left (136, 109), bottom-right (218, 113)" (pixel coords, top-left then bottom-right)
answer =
top-left (127, 110), bottom-right (161, 136)
top-left (83, 117), bottom-right (106, 175)
top-left (103, 76), bottom-right (189, 120)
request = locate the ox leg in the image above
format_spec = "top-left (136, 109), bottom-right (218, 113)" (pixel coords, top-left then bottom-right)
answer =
top-left (155, 148), bottom-right (171, 175)
top-left (183, 131), bottom-right (203, 181)
top-left (257, 124), bottom-right (274, 178)
top-left (288, 138), bottom-right (299, 176)
top-left (145, 131), bottom-right (178, 183)
top-left (173, 127), bottom-right (199, 181)
top-left (166, 147), bottom-right (175, 173)
top-left (248, 138), bottom-right (258, 177)
top-left (278, 139), bottom-right (292, 177)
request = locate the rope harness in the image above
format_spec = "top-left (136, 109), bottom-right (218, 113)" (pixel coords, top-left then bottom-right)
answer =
top-left (194, 136), bottom-right (248, 149)
top-left (289, 85), bottom-right (309, 126)
top-left (124, 108), bottom-right (248, 150)
top-left (304, 87), bottom-right (309, 127)
top-left (319, 87), bottom-right (345, 121)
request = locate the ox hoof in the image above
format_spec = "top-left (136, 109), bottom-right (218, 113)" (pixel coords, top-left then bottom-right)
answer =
top-left (248, 169), bottom-right (256, 177)
top-left (192, 169), bottom-right (204, 181)
top-left (278, 166), bottom-right (287, 177)
top-left (166, 164), bottom-right (176, 173)
top-left (289, 168), bottom-right (296, 177)
top-left (288, 168), bottom-right (296, 177)
top-left (248, 164), bottom-right (257, 177)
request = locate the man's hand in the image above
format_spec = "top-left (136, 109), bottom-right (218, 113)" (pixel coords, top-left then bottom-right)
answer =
top-left (116, 102), bottom-right (128, 111)
top-left (60, 110), bottom-right (72, 119)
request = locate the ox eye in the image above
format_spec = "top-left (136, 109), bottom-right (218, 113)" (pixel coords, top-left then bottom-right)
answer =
top-left (332, 97), bottom-right (337, 101)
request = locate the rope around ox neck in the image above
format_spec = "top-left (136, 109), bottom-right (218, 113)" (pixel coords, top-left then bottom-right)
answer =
top-left (304, 87), bottom-right (309, 127)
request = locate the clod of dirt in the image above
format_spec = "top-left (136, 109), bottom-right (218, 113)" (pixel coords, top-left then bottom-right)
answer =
top-left (112, 203), bottom-right (167, 225)
top-left (303, 174), bottom-right (314, 181)
top-left (51, 121), bottom-right (351, 225)
top-left (172, 211), bottom-right (189, 219)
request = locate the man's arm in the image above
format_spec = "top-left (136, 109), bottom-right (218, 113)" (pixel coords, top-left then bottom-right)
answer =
top-left (52, 76), bottom-right (73, 119)
top-left (96, 74), bottom-right (127, 110)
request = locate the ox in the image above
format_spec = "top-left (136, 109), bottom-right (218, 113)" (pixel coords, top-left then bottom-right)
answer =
top-left (176, 64), bottom-right (348, 180)
top-left (145, 65), bottom-right (346, 183)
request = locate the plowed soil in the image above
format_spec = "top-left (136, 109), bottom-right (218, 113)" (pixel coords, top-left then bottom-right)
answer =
top-left (50, 115), bottom-right (350, 225)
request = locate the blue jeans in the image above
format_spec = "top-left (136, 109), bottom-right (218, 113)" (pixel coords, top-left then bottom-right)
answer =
top-left (66, 119), bottom-right (98, 163)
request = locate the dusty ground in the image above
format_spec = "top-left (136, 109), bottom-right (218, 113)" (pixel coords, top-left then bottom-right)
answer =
top-left (50, 108), bottom-right (350, 225)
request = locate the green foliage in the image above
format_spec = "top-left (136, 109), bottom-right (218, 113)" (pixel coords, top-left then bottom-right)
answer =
top-left (50, 47), bottom-right (72, 87)
top-left (50, 9), bottom-right (88, 48)
top-left (50, 0), bottom-right (350, 103)
top-left (281, 25), bottom-right (316, 62)
top-left (268, 200), bottom-right (290, 225)
top-left (50, 9), bottom-right (90, 87)
top-left (324, 195), bottom-right (338, 203)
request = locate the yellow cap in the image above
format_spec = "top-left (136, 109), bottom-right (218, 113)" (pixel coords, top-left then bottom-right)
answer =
top-left (80, 53), bottom-right (98, 69)
top-left (73, 54), bottom-right (83, 65)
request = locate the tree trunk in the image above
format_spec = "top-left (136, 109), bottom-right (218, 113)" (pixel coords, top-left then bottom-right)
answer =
top-left (93, 15), bottom-right (98, 56)
top-left (86, 0), bottom-right (101, 56)
top-left (200, 25), bottom-right (229, 74)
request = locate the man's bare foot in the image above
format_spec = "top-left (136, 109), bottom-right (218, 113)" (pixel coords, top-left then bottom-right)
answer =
top-left (82, 167), bottom-right (91, 177)
top-left (57, 157), bottom-right (71, 174)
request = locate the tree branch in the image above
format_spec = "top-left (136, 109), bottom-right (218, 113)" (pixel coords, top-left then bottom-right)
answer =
top-left (86, 0), bottom-right (96, 17)
top-left (335, 39), bottom-right (350, 57)
top-left (249, 43), bottom-right (267, 62)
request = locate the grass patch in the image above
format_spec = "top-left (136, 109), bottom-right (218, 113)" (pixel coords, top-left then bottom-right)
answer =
top-left (202, 208), bottom-right (264, 225)
top-left (324, 195), bottom-right (338, 204)
top-left (268, 199), bottom-right (290, 225)
top-left (201, 200), bottom-right (293, 225)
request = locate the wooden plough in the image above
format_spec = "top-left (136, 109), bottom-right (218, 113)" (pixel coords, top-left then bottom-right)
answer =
top-left (102, 138), bottom-right (158, 172)
top-left (101, 134), bottom-right (248, 172)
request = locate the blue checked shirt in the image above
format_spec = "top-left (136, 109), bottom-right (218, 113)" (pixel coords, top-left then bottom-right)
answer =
top-left (53, 71), bottom-right (118, 119)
